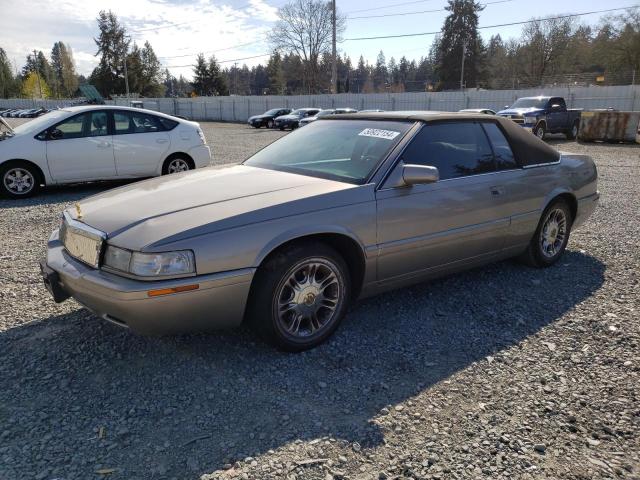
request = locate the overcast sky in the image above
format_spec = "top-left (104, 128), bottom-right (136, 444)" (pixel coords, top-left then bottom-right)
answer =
top-left (0, 0), bottom-right (636, 80)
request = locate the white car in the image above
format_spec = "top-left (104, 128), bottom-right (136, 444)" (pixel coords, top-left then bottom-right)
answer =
top-left (0, 105), bottom-right (211, 198)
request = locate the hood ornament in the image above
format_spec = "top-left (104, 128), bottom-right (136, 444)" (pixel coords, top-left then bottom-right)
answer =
top-left (74, 202), bottom-right (83, 219)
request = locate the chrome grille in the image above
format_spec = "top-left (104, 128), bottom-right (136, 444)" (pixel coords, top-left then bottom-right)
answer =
top-left (60, 213), bottom-right (105, 268)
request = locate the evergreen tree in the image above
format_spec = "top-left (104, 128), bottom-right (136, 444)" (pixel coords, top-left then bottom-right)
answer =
top-left (266, 51), bottom-right (285, 94)
top-left (91, 10), bottom-right (130, 96)
top-left (0, 48), bottom-right (18, 98)
top-left (434, 0), bottom-right (485, 90)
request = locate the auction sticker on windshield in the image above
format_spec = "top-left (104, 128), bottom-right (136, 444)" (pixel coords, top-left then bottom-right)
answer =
top-left (358, 128), bottom-right (400, 140)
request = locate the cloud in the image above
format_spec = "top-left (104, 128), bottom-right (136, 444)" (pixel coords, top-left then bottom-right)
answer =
top-left (2, 0), bottom-right (280, 79)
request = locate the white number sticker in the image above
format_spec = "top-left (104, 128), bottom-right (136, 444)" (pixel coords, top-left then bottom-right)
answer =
top-left (358, 128), bottom-right (400, 140)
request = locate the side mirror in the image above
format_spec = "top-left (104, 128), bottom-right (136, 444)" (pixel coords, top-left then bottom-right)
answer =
top-left (49, 128), bottom-right (63, 140)
top-left (402, 164), bottom-right (439, 186)
top-left (504, 105), bottom-right (509, 109)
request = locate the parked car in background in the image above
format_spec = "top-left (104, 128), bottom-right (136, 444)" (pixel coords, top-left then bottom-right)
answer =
top-left (459, 108), bottom-right (496, 115)
top-left (0, 106), bottom-right (210, 198)
top-left (497, 96), bottom-right (582, 140)
top-left (359, 109), bottom-right (386, 113)
top-left (40, 112), bottom-right (598, 351)
top-left (299, 108), bottom-right (358, 126)
top-left (274, 108), bottom-right (321, 130)
top-left (247, 108), bottom-right (291, 129)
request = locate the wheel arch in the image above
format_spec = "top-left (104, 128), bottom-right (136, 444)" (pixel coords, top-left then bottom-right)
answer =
top-left (162, 152), bottom-right (195, 173)
top-left (1, 158), bottom-right (47, 186)
top-left (542, 190), bottom-right (577, 222)
top-left (253, 229), bottom-right (368, 301)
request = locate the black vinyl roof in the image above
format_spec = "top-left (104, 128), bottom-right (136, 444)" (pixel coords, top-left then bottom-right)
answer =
top-left (328, 111), bottom-right (561, 167)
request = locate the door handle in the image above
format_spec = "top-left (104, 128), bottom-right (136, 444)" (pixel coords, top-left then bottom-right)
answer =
top-left (156, 138), bottom-right (169, 144)
top-left (97, 141), bottom-right (111, 149)
top-left (490, 186), bottom-right (505, 196)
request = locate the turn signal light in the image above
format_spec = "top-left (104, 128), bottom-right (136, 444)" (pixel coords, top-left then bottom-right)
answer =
top-left (147, 284), bottom-right (199, 297)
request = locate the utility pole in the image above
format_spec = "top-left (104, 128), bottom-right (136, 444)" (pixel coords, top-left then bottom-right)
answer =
top-left (123, 39), bottom-right (130, 103)
top-left (331, 0), bottom-right (337, 94)
top-left (234, 62), bottom-right (238, 95)
top-left (460, 41), bottom-right (466, 92)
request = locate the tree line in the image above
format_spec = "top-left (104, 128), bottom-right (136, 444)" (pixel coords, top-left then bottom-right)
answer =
top-left (0, 1), bottom-right (638, 99)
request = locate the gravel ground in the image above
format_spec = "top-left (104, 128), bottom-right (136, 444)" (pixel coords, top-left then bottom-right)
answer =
top-left (0, 119), bottom-right (638, 480)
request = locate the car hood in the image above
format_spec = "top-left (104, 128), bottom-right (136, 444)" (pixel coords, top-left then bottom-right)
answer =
top-left (498, 108), bottom-right (543, 116)
top-left (68, 165), bottom-right (360, 250)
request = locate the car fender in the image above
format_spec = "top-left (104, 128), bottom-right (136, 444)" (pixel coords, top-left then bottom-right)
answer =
top-left (254, 224), bottom-right (368, 267)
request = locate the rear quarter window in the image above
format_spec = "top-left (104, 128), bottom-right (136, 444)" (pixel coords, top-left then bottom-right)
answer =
top-left (482, 123), bottom-right (517, 170)
top-left (159, 118), bottom-right (178, 130)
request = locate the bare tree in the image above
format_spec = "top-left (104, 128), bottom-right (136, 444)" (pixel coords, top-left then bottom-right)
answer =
top-left (268, 0), bottom-right (345, 93)
top-left (520, 17), bottom-right (574, 86)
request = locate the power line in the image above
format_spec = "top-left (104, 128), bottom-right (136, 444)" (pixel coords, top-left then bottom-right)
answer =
top-left (343, 6), bottom-right (637, 41)
top-left (348, 0), bottom-right (515, 20)
top-left (345, 0), bottom-right (440, 15)
top-left (163, 53), bottom-right (270, 69)
top-left (158, 41), bottom-right (263, 59)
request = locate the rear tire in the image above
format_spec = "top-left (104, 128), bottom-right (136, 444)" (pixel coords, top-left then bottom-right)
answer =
top-left (520, 199), bottom-right (573, 268)
top-left (162, 156), bottom-right (193, 175)
top-left (566, 120), bottom-right (579, 140)
top-left (247, 242), bottom-right (351, 352)
top-left (0, 161), bottom-right (41, 199)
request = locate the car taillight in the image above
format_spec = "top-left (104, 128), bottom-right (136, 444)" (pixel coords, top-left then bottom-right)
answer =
top-left (196, 128), bottom-right (206, 144)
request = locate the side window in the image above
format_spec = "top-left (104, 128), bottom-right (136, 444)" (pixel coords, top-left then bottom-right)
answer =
top-left (88, 111), bottom-right (108, 137)
top-left (482, 123), bottom-right (518, 170)
top-left (401, 122), bottom-right (495, 180)
top-left (53, 113), bottom-right (87, 139)
top-left (114, 111), bottom-right (132, 134)
top-left (130, 112), bottom-right (162, 133)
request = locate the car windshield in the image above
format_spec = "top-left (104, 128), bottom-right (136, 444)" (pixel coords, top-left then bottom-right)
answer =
top-left (510, 98), bottom-right (548, 109)
top-left (264, 109), bottom-right (281, 115)
top-left (12, 110), bottom-right (68, 135)
top-left (244, 120), bottom-right (412, 184)
top-left (316, 110), bottom-right (335, 117)
top-left (290, 109), bottom-right (309, 116)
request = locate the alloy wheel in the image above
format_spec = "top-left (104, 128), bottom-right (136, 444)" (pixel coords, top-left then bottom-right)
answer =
top-left (3, 167), bottom-right (34, 195)
top-left (539, 208), bottom-right (567, 258)
top-left (274, 258), bottom-right (343, 339)
top-left (167, 159), bottom-right (190, 173)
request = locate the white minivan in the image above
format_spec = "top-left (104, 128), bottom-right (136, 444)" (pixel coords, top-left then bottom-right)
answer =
top-left (0, 106), bottom-right (211, 198)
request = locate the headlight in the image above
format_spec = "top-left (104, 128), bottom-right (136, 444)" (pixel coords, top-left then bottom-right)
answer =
top-left (103, 245), bottom-right (132, 272)
top-left (523, 115), bottom-right (536, 125)
top-left (103, 245), bottom-right (195, 277)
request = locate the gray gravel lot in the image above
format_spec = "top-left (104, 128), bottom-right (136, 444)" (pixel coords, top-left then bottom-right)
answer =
top-left (0, 119), bottom-right (638, 480)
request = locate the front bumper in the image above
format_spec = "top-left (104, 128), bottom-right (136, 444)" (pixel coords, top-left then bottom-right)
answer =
top-left (41, 231), bottom-right (255, 335)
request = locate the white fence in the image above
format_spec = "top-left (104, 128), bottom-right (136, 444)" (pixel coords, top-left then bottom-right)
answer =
top-left (3, 85), bottom-right (639, 122)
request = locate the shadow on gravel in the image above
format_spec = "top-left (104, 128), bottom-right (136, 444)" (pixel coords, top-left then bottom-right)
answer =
top-left (0, 250), bottom-right (605, 479)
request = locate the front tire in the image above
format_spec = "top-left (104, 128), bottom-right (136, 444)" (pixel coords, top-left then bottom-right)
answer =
top-left (0, 161), bottom-right (41, 199)
top-left (533, 122), bottom-right (546, 140)
top-left (247, 242), bottom-right (351, 352)
top-left (521, 199), bottom-right (573, 268)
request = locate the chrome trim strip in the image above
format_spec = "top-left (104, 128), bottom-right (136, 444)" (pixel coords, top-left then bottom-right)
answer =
top-left (62, 211), bottom-right (107, 241)
top-left (522, 160), bottom-right (561, 169)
